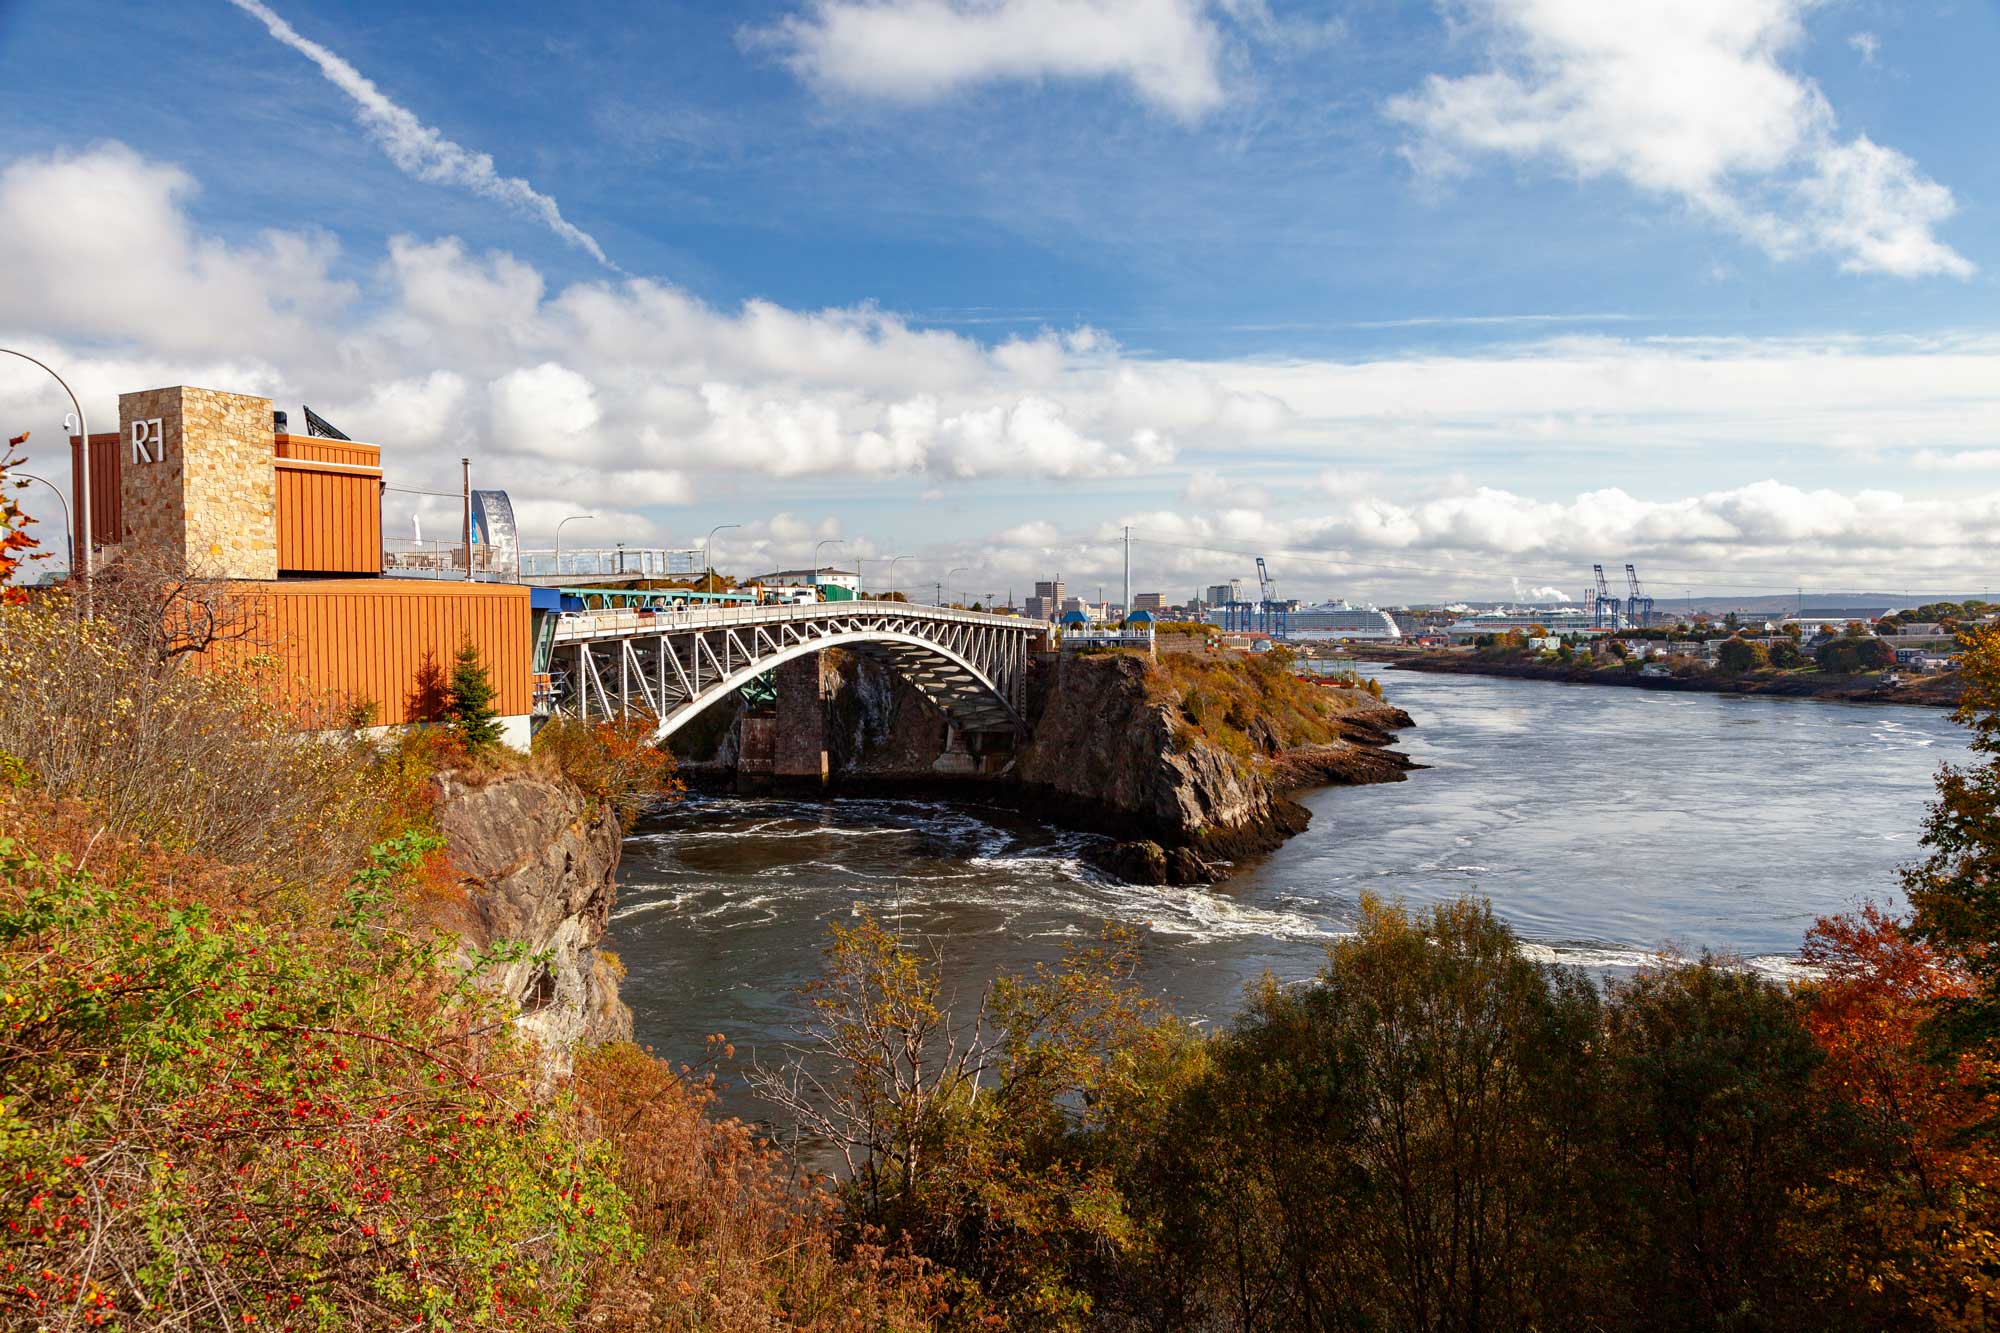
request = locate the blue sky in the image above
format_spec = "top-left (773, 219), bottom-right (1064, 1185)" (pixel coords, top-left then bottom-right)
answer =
top-left (4, 0), bottom-right (2000, 604)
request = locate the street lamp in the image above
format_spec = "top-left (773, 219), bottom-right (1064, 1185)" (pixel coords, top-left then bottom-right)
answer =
top-left (13, 472), bottom-right (72, 573)
top-left (887, 554), bottom-right (913, 601)
top-left (814, 537), bottom-right (844, 587)
top-left (553, 514), bottom-right (595, 576)
top-left (704, 523), bottom-right (741, 594)
top-left (1, 348), bottom-right (89, 613)
top-left (945, 566), bottom-right (969, 607)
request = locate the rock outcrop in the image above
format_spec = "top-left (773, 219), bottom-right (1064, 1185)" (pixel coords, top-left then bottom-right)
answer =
top-left (672, 648), bottom-right (1415, 886)
top-left (1012, 654), bottom-right (1416, 883)
top-left (431, 769), bottom-right (632, 1065)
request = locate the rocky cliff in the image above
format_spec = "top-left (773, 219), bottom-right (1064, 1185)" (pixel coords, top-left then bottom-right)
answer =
top-left (431, 769), bottom-right (633, 1065)
top-left (1013, 653), bottom-right (1416, 883)
top-left (677, 648), bottom-right (1416, 885)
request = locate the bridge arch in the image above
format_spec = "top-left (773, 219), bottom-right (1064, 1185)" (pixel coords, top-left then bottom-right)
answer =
top-left (564, 608), bottom-right (1032, 740)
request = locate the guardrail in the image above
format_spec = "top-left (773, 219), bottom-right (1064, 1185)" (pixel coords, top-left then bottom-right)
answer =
top-left (551, 598), bottom-right (1037, 643)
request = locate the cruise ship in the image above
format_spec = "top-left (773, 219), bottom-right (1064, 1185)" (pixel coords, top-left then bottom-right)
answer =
top-left (1285, 600), bottom-right (1403, 641)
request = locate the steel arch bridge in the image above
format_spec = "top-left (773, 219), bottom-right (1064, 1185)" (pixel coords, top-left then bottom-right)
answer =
top-left (545, 600), bottom-right (1044, 741)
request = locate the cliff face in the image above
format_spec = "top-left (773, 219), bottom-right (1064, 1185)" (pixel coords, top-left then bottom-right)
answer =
top-left (1013, 653), bottom-right (1415, 883)
top-left (431, 769), bottom-right (633, 1065)
top-left (669, 646), bottom-right (1416, 885)
top-left (1016, 654), bottom-right (1268, 836)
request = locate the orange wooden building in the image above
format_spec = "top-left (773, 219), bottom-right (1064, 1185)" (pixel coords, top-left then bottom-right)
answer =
top-left (72, 385), bottom-right (532, 743)
top-left (226, 579), bottom-right (532, 724)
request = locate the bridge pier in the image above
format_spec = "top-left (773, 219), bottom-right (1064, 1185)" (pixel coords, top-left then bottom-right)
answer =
top-left (772, 654), bottom-right (831, 785)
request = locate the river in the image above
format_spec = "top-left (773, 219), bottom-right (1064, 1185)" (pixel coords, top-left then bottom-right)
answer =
top-left (609, 669), bottom-right (1966, 1092)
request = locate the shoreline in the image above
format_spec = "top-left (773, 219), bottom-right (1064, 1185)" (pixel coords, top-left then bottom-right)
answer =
top-left (672, 695), bottom-right (1421, 884)
top-left (1353, 650), bottom-right (1961, 709)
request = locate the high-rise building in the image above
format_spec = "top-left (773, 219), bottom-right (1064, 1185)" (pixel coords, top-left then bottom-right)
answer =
top-left (1034, 577), bottom-right (1065, 603)
top-left (1206, 580), bottom-right (1244, 607)
top-left (1133, 592), bottom-right (1165, 613)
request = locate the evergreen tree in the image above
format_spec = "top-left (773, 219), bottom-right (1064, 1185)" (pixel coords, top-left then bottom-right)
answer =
top-left (445, 638), bottom-right (503, 748)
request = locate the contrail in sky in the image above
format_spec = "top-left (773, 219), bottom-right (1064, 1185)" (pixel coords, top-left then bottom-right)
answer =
top-left (224, 0), bottom-right (619, 271)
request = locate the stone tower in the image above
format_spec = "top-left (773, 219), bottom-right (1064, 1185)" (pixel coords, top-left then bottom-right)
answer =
top-left (117, 385), bottom-right (277, 579)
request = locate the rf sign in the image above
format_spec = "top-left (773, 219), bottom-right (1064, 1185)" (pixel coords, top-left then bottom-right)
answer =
top-left (130, 417), bottom-right (164, 465)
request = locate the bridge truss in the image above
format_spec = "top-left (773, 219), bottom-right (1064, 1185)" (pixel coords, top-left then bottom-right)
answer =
top-left (546, 600), bottom-right (1041, 741)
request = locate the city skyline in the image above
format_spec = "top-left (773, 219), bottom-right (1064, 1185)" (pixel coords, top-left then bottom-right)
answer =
top-left (4, 0), bottom-right (1999, 602)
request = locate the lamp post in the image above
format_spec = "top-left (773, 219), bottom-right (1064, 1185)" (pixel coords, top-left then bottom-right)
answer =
top-left (553, 514), bottom-right (595, 577)
top-left (814, 537), bottom-right (844, 591)
top-left (887, 554), bottom-right (912, 601)
top-left (945, 566), bottom-right (968, 607)
top-left (704, 523), bottom-right (740, 595)
top-left (13, 472), bottom-right (72, 574)
top-left (1, 348), bottom-right (89, 613)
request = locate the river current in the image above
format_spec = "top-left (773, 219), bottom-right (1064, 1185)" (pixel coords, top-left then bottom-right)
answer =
top-left (610, 669), bottom-right (1967, 1087)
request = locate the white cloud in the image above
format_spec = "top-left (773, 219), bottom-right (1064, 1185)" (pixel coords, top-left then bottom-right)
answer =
top-left (0, 144), bottom-right (352, 358)
top-left (224, 0), bottom-right (617, 269)
top-left (9, 142), bottom-right (2000, 594)
top-left (1849, 31), bottom-right (1879, 66)
top-left (1387, 0), bottom-right (1970, 278)
top-left (1912, 449), bottom-right (2000, 472)
top-left (749, 0), bottom-right (1229, 117)
top-left (1, 144), bottom-right (1301, 532)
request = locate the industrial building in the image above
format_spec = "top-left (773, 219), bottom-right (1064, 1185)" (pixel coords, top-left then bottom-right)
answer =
top-left (72, 384), bottom-right (537, 742)
top-left (748, 566), bottom-right (861, 595)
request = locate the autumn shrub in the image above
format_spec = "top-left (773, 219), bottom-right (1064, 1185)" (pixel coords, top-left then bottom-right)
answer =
top-left (572, 1042), bottom-right (939, 1330)
top-left (1157, 649), bottom-right (1368, 759)
top-left (1796, 906), bottom-right (2000, 1328)
top-left (0, 594), bottom-right (392, 894)
top-left (532, 715), bottom-right (683, 824)
top-left (0, 826), bottom-right (635, 1331)
top-left (751, 916), bottom-right (1179, 1326)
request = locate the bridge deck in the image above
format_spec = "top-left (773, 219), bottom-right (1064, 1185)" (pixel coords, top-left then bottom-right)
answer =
top-left (547, 600), bottom-right (1045, 740)
top-left (550, 599), bottom-right (1038, 643)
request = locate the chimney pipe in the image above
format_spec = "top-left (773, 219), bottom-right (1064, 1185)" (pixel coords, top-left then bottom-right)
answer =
top-left (272, 410), bottom-right (289, 433)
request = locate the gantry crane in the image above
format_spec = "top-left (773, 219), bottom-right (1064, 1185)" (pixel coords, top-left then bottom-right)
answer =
top-left (1253, 556), bottom-right (1289, 636)
top-left (1592, 564), bottom-right (1621, 629)
top-left (1624, 563), bottom-right (1656, 627)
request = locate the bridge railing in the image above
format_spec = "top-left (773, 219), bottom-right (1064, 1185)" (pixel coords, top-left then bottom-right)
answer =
top-left (550, 598), bottom-right (1037, 642)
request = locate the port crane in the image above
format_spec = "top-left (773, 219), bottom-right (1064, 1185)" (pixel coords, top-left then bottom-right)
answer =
top-left (1591, 564), bottom-right (1622, 629)
top-left (1254, 556), bottom-right (1290, 637)
top-left (1624, 564), bottom-right (1656, 627)
top-left (1216, 556), bottom-right (1289, 636)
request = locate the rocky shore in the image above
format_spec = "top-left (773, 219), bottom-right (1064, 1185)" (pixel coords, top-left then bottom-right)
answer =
top-left (676, 648), bottom-right (1417, 885)
top-left (1366, 650), bottom-right (1961, 708)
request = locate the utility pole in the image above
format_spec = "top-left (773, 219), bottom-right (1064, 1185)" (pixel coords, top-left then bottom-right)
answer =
top-left (1123, 524), bottom-right (1130, 615)
top-left (461, 458), bottom-right (472, 582)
